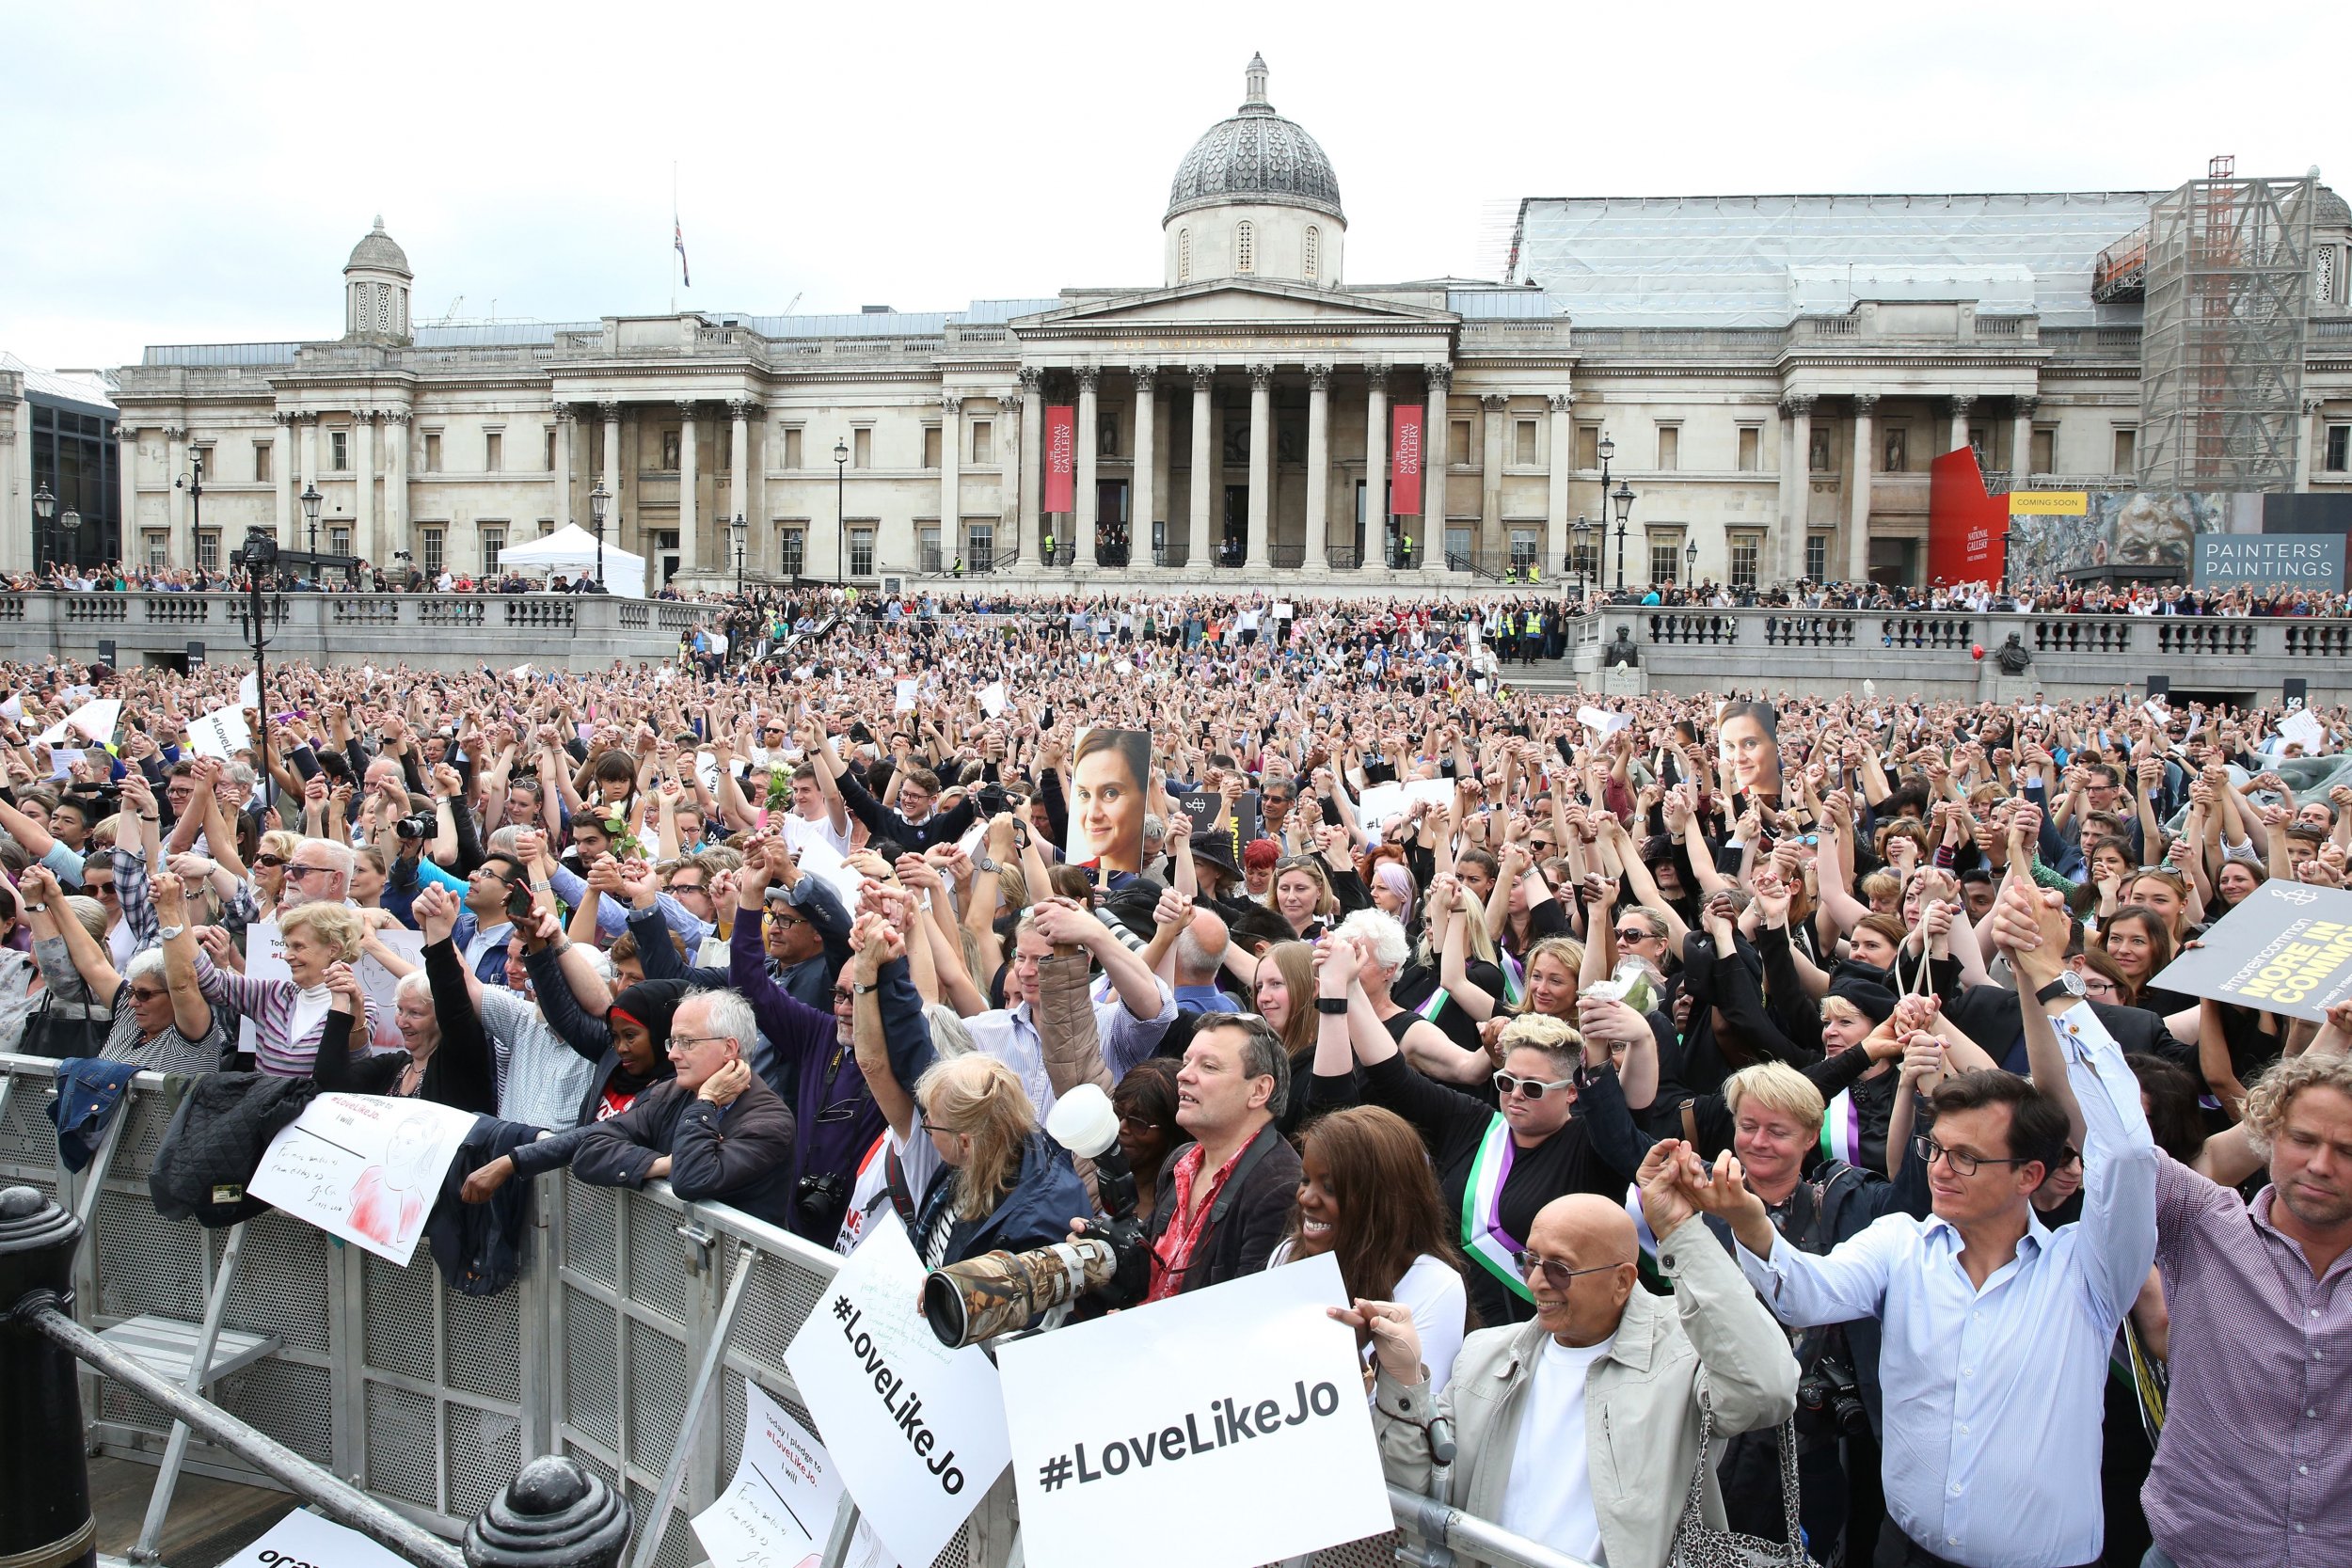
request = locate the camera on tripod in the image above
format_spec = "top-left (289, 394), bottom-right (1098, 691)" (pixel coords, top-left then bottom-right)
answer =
top-left (920, 1085), bottom-right (1152, 1349)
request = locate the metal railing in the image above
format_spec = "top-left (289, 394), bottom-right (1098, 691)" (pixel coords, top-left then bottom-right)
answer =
top-left (1327, 544), bottom-right (1362, 570)
top-left (1269, 545), bottom-right (1306, 570)
top-left (0, 1055), bottom-right (1588, 1568)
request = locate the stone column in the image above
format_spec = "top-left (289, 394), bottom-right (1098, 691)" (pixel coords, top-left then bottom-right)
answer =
top-left (1421, 366), bottom-right (1450, 570)
top-left (1149, 376), bottom-right (1171, 564)
top-left (1949, 395), bottom-right (1975, 461)
top-left (552, 405), bottom-right (574, 529)
top-left (1074, 368), bottom-right (1099, 565)
top-left (299, 414), bottom-right (319, 515)
top-left (1546, 393), bottom-right (1572, 576)
top-left (599, 403), bottom-right (622, 512)
top-left (271, 414), bottom-right (293, 539)
top-left (728, 399), bottom-right (752, 547)
top-left (116, 423), bottom-right (138, 566)
top-left (1780, 395), bottom-right (1814, 584)
top-left (999, 386), bottom-right (1023, 555)
top-left (1364, 369), bottom-right (1389, 569)
top-left (164, 426), bottom-right (186, 561)
top-left (1015, 368), bottom-right (1041, 558)
top-left (1130, 367), bottom-right (1156, 566)
top-left (2296, 397), bottom-right (2323, 491)
top-left (1189, 365), bottom-right (1214, 568)
top-left (1246, 365), bottom-right (1272, 567)
top-left (1848, 394), bottom-right (1877, 584)
top-left (1303, 363), bottom-right (1331, 570)
top-left (939, 393), bottom-right (961, 568)
top-left (0, 409), bottom-right (24, 575)
top-left (677, 402), bottom-right (699, 573)
top-left (1481, 394), bottom-right (1507, 563)
top-left (383, 410), bottom-right (408, 564)
top-left (353, 410), bottom-right (376, 566)
top-left (2010, 394), bottom-right (2038, 482)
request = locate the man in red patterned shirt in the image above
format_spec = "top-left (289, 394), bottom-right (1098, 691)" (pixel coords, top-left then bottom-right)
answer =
top-left (1143, 1015), bottom-right (1301, 1301)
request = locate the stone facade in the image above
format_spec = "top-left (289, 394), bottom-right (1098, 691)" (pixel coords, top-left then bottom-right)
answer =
top-left (105, 61), bottom-right (2352, 596)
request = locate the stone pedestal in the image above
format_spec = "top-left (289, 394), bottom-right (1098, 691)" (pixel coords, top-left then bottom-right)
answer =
top-left (1598, 665), bottom-right (1647, 698)
top-left (1983, 672), bottom-right (2041, 705)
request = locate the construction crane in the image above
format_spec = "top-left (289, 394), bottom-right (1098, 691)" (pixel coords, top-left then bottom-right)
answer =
top-left (433, 295), bottom-right (466, 326)
top-left (780, 292), bottom-right (803, 315)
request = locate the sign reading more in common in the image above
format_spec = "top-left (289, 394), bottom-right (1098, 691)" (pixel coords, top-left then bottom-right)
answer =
top-left (2148, 879), bottom-right (2352, 1022)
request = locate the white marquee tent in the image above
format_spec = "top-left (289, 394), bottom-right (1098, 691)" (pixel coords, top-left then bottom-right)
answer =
top-left (495, 524), bottom-right (651, 597)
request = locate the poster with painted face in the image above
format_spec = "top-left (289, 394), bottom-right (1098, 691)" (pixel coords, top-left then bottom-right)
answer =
top-left (1717, 699), bottom-right (1784, 804)
top-left (1066, 727), bottom-right (1153, 876)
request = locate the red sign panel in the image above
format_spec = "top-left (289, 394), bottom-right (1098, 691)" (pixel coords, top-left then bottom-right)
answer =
top-left (1927, 447), bottom-right (2005, 586)
top-left (1043, 404), bottom-right (1076, 514)
top-left (1390, 404), bottom-right (1424, 517)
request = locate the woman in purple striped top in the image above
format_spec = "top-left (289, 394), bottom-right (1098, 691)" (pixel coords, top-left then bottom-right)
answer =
top-left (179, 896), bottom-right (372, 1077)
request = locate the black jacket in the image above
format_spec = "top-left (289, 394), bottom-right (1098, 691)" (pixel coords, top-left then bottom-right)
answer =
top-left (570, 1071), bottom-right (797, 1227)
top-left (1143, 1120), bottom-right (1301, 1295)
top-left (425, 1117), bottom-right (539, 1296)
top-left (150, 1071), bottom-right (316, 1227)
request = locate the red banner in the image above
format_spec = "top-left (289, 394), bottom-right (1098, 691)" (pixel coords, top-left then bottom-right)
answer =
top-left (1927, 447), bottom-right (2005, 586)
top-left (1043, 404), bottom-right (1076, 515)
top-left (1390, 404), bottom-right (1424, 517)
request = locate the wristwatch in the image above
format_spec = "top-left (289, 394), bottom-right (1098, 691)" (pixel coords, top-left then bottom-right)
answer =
top-left (21, 901), bottom-right (47, 913)
top-left (1315, 996), bottom-right (1351, 1015)
top-left (851, 982), bottom-right (880, 996)
top-left (157, 923), bottom-right (186, 941)
top-left (971, 850), bottom-right (1000, 875)
top-left (2035, 971), bottom-right (2087, 1005)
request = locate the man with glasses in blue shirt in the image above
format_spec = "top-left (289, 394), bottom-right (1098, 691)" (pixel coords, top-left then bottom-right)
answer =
top-left (1692, 879), bottom-right (2157, 1568)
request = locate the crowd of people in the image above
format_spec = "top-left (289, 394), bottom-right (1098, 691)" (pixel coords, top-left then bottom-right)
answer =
top-left (3, 592), bottom-right (2348, 1568)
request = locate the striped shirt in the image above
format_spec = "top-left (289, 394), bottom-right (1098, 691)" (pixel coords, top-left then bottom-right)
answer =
top-left (191, 950), bottom-right (350, 1078)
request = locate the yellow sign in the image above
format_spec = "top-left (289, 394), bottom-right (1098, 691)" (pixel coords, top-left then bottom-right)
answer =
top-left (2009, 491), bottom-right (2089, 515)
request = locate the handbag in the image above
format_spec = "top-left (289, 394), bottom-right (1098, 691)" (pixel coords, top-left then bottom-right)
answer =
top-left (1667, 1385), bottom-right (1821, 1568)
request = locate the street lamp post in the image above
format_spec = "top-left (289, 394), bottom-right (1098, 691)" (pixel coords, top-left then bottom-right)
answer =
top-left (730, 513), bottom-right (746, 600)
top-left (1612, 478), bottom-right (1636, 593)
top-left (175, 450), bottom-right (205, 571)
top-left (588, 478), bottom-right (609, 592)
top-left (238, 526), bottom-right (278, 786)
top-left (300, 483), bottom-right (322, 587)
top-left (1685, 537), bottom-right (1699, 592)
top-left (32, 483), bottom-right (54, 573)
top-left (61, 510), bottom-right (81, 573)
top-left (834, 438), bottom-right (850, 585)
top-left (1595, 431), bottom-right (1615, 589)
top-left (1571, 514), bottom-right (1590, 604)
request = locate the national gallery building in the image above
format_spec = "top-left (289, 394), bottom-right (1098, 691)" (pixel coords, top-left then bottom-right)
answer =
top-left (95, 56), bottom-right (2352, 594)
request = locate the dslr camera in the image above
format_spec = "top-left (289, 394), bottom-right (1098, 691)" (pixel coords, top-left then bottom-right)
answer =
top-left (392, 810), bottom-right (438, 843)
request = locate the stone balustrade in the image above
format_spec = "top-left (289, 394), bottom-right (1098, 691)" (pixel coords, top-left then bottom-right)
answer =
top-left (0, 592), bottom-right (721, 672)
top-left (1570, 605), bottom-right (2352, 705)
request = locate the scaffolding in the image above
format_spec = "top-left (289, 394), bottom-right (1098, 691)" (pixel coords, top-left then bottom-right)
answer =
top-left (2137, 159), bottom-right (2315, 491)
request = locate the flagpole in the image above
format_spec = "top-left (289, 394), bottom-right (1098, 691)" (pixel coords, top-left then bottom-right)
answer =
top-left (671, 161), bottom-right (677, 313)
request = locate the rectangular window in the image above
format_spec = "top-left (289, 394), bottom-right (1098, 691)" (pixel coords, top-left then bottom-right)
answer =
top-left (849, 526), bottom-right (875, 577)
top-left (852, 428), bottom-right (872, 469)
top-left (2326, 424), bottom-right (2350, 472)
top-left (1657, 426), bottom-right (1679, 471)
top-left (422, 432), bottom-right (442, 472)
top-left (330, 430), bottom-right (349, 471)
top-left (1737, 427), bottom-right (1760, 471)
top-left (1806, 533), bottom-right (1830, 583)
top-left (481, 526), bottom-right (505, 574)
top-left (1577, 425), bottom-right (1599, 469)
top-left (197, 531), bottom-right (220, 571)
top-left (967, 522), bottom-right (994, 573)
top-left (253, 442), bottom-right (273, 483)
top-left (919, 525), bottom-right (942, 573)
top-left (1444, 524), bottom-right (1472, 567)
top-left (2112, 428), bottom-right (2137, 474)
top-left (1514, 420), bottom-right (1537, 467)
top-left (971, 420), bottom-right (993, 465)
top-left (1568, 541), bottom-right (1599, 583)
top-left (660, 429), bottom-right (681, 470)
top-left (546, 428), bottom-right (558, 470)
top-left (485, 432), bottom-right (502, 472)
top-left (1728, 531), bottom-right (1760, 590)
top-left (329, 525), bottom-right (352, 559)
top-left (143, 531), bottom-right (168, 569)
top-left (777, 526), bottom-right (806, 577)
top-left (1449, 420), bottom-right (1471, 467)
top-left (783, 427), bottom-right (803, 469)
top-left (923, 426), bottom-right (943, 469)
top-left (2030, 428), bottom-right (2056, 475)
top-left (1650, 537), bottom-right (1681, 587)
top-left (1509, 529), bottom-right (1539, 570)
top-left (421, 526), bottom-right (445, 577)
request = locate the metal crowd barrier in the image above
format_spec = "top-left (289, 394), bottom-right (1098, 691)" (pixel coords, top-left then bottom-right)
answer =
top-left (0, 1054), bottom-right (1591, 1568)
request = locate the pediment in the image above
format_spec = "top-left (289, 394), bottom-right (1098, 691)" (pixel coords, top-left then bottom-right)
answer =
top-left (1016, 280), bottom-right (1454, 332)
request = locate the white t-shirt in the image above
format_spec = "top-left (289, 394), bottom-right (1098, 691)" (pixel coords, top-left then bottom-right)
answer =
top-left (1269, 1244), bottom-right (1468, 1400)
top-left (1498, 1331), bottom-right (1615, 1565)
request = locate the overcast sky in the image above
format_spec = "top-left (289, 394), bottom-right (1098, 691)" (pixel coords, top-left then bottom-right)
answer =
top-left (3, 0), bottom-right (2344, 370)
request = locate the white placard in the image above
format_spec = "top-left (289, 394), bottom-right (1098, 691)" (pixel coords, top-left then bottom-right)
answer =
top-left (238, 671), bottom-right (260, 708)
top-left (0, 694), bottom-right (21, 721)
top-left (894, 679), bottom-right (918, 715)
top-left (358, 927), bottom-right (426, 1056)
top-left (2279, 707), bottom-right (2327, 753)
top-left (246, 1092), bottom-right (479, 1266)
top-left (693, 1379), bottom-right (896, 1568)
top-left (1579, 705), bottom-right (1633, 736)
top-left (219, 1507), bottom-right (413, 1568)
top-left (996, 1252), bottom-right (1389, 1568)
top-left (782, 1215), bottom-right (1009, 1568)
top-left (1273, 601), bottom-right (1294, 619)
top-left (187, 704), bottom-right (252, 761)
top-left (36, 696), bottom-right (119, 746)
top-left (791, 832), bottom-right (870, 918)
top-left (235, 920), bottom-right (293, 1060)
top-left (979, 682), bottom-right (1008, 719)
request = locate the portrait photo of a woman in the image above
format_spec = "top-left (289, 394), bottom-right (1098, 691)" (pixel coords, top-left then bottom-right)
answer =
top-left (1068, 727), bottom-right (1153, 876)
top-left (1717, 698), bottom-right (1783, 806)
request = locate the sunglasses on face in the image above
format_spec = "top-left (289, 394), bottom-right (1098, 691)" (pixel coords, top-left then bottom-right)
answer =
top-left (1492, 1069), bottom-right (1575, 1101)
top-left (1614, 927), bottom-right (1660, 943)
top-left (255, 854), bottom-right (287, 868)
top-left (1513, 1250), bottom-right (1624, 1292)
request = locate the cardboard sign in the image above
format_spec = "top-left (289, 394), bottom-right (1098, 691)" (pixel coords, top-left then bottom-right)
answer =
top-left (692, 1378), bottom-right (894, 1568)
top-left (36, 696), bottom-right (120, 747)
top-left (246, 1093), bottom-right (479, 1265)
top-left (187, 704), bottom-right (252, 761)
top-left (979, 681), bottom-right (1008, 719)
top-left (1355, 778), bottom-right (1453, 846)
top-left (2148, 879), bottom-right (2352, 1022)
top-left (995, 1252), bottom-right (1390, 1568)
top-left (1175, 789), bottom-right (1260, 847)
top-left (792, 832), bottom-right (870, 920)
top-left (1064, 728), bottom-right (1152, 876)
top-left (782, 1215), bottom-right (1009, 1568)
top-left (218, 1507), bottom-right (412, 1568)
top-left (2278, 708), bottom-right (2328, 754)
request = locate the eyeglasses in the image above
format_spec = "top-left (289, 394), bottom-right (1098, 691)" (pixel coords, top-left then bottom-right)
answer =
top-left (666, 1032), bottom-right (733, 1055)
top-left (830, 988), bottom-right (854, 1005)
top-left (1512, 1250), bottom-right (1625, 1292)
top-left (670, 880), bottom-right (708, 897)
top-left (1492, 1069), bottom-right (1576, 1101)
top-left (1912, 1134), bottom-right (2039, 1177)
top-left (768, 911), bottom-right (805, 928)
top-left (285, 863), bottom-right (336, 880)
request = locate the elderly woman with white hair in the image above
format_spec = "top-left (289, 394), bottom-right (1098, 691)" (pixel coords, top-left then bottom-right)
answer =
top-left (311, 958), bottom-right (496, 1114)
top-left (1335, 909), bottom-right (1492, 1087)
top-left (17, 865), bottom-right (225, 1071)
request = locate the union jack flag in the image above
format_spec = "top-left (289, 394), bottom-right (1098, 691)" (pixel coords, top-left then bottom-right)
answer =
top-left (674, 217), bottom-right (690, 287)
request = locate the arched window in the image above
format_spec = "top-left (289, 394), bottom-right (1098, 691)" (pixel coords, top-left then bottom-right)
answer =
top-left (1304, 226), bottom-right (1320, 282)
top-left (1236, 221), bottom-right (1254, 274)
top-left (1178, 229), bottom-right (1191, 283)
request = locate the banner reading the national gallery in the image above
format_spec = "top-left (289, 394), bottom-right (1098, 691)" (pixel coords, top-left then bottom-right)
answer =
top-left (1044, 405), bottom-right (1076, 514)
top-left (1390, 404), bottom-right (1424, 516)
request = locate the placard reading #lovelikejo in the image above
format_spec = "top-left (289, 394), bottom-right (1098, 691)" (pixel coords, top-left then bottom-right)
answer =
top-left (995, 1252), bottom-right (1389, 1568)
top-left (2149, 879), bottom-right (2352, 1022)
top-left (783, 1215), bottom-right (1009, 1568)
